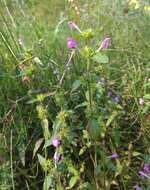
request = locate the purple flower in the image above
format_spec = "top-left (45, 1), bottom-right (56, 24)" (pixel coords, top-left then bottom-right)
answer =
top-left (139, 171), bottom-right (150, 179)
top-left (134, 185), bottom-right (142, 190)
top-left (97, 37), bottom-right (111, 51)
top-left (110, 153), bottom-right (119, 159)
top-left (143, 163), bottom-right (150, 173)
top-left (68, 21), bottom-right (76, 29)
top-left (113, 96), bottom-right (120, 103)
top-left (67, 37), bottom-right (77, 49)
top-left (139, 163), bottom-right (150, 179)
top-left (52, 137), bottom-right (60, 148)
top-left (53, 152), bottom-right (61, 164)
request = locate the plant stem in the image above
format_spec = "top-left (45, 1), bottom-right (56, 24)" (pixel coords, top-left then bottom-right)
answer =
top-left (87, 58), bottom-right (93, 117)
top-left (10, 130), bottom-right (15, 190)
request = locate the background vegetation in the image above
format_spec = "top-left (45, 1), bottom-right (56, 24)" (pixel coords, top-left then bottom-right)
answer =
top-left (0, 0), bottom-right (150, 189)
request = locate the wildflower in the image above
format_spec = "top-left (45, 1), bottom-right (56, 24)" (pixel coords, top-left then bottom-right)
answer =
top-left (113, 96), bottom-right (120, 103)
top-left (52, 137), bottom-right (61, 148)
top-left (148, 78), bottom-right (150, 82)
top-left (134, 185), bottom-right (142, 190)
top-left (139, 171), bottom-right (149, 179)
top-left (143, 163), bottom-right (150, 174)
top-left (97, 37), bottom-right (111, 51)
top-left (139, 163), bottom-right (150, 179)
top-left (22, 76), bottom-right (30, 83)
top-left (67, 37), bottom-right (77, 49)
top-left (110, 153), bottom-right (119, 159)
top-left (139, 98), bottom-right (144, 105)
top-left (68, 21), bottom-right (82, 33)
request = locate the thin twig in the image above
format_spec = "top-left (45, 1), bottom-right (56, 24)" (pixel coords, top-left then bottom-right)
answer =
top-left (59, 50), bottom-right (75, 85)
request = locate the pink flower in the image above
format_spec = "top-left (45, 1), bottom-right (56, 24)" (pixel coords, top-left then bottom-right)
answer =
top-left (97, 37), bottom-right (111, 51)
top-left (52, 137), bottom-right (60, 148)
top-left (67, 37), bottom-right (77, 49)
top-left (68, 21), bottom-right (82, 33)
top-left (68, 21), bottom-right (77, 29)
top-left (110, 153), bottom-right (119, 159)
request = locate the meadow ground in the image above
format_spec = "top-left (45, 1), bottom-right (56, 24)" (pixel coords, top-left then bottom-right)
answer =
top-left (0, 0), bottom-right (150, 189)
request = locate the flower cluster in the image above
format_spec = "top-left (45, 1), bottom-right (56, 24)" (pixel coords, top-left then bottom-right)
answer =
top-left (67, 21), bottom-right (110, 52)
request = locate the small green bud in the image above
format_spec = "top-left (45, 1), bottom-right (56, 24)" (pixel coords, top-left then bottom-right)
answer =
top-left (81, 29), bottom-right (95, 40)
top-left (81, 46), bottom-right (93, 58)
top-left (37, 94), bottom-right (45, 102)
top-left (36, 105), bottom-right (47, 120)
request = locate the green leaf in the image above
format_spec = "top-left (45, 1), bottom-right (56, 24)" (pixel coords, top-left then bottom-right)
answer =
top-left (26, 98), bottom-right (38, 104)
top-left (74, 102), bottom-right (88, 109)
top-left (41, 119), bottom-right (50, 140)
top-left (66, 176), bottom-right (79, 189)
top-left (106, 111), bottom-right (118, 127)
top-left (115, 160), bottom-right (123, 177)
top-left (72, 80), bottom-right (81, 91)
top-left (79, 146), bottom-right (87, 156)
top-left (43, 175), bottom-right (52, 190)
top-left (143, 94), bottom-right (150, 100)
top-left (37, 154), bottom-right (46, 171)
top-left (18, 143), bottom-right (26, 166)
top-left (92, 53), bottom-right (109, 63)
top-left (33, 138), bottom-right (44, 159)
top-left (114, 129), bottom-right (120, 147)
top-left (132, 151), bottom-right (141, 157)
top-left (87, 119), bottom-right (100, 139)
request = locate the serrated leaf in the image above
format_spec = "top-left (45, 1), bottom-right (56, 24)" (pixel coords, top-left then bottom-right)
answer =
top-left (92, 53), bottom-right (109, 63)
